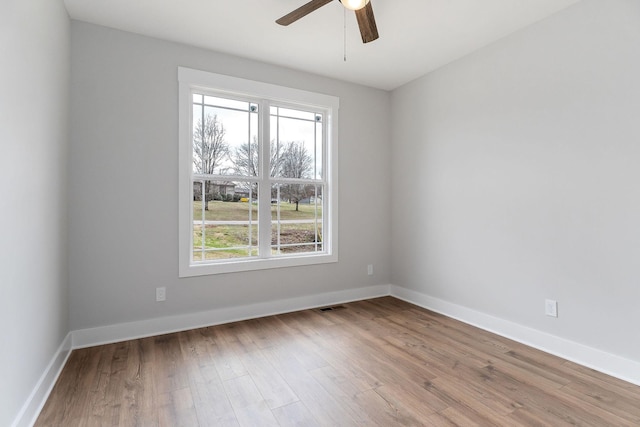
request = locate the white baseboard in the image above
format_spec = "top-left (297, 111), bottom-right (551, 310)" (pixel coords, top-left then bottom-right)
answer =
top-left (72, 284), bottom-right (392, 349)
top-left (390, 284), bottom-right (640, 387)
top-left (11, 333), bottom-right (73, 427)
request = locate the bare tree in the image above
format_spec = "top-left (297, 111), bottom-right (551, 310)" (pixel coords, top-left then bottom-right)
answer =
top-left (193, 115), bottom-right (229, 210)
top-left (232, 138), bottom-right (286, 177)
top-left (232, 138), bottom-right (286, 199)
top-left (232, 139), bottom-right (259, 177)
top-left (230, 140), bottom-right (313, 210)
top-left (230, 139), bottom-right (258, 199)
top-left (281, 142), bottom-right (313, 211)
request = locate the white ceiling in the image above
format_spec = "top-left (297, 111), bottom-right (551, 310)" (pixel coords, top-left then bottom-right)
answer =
top-left (63, 0), bottom-right (581, 91)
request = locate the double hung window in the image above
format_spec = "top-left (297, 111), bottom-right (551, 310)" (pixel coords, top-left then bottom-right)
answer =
top-left (178, 68), bottom-right (339, 276)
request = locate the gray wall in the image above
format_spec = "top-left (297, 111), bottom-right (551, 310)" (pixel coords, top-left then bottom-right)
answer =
top-left (69, 22), bottom-right (391, 330)
top-left (0, 0), bottom-right (70, 425)
top-left (391, 0), bottom-right (640, 361)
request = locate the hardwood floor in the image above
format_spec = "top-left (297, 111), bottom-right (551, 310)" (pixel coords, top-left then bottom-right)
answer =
top-left (36, 297), bottom-right (640, 426)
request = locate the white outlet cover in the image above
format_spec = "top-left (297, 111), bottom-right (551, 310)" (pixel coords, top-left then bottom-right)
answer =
top-left (156, 287), bottom-right (166, 302)
top-left (545, 299), bottom-right (558, 317)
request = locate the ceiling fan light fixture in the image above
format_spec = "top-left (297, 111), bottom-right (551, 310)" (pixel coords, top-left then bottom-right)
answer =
top-left (341, 0), bottom-right (369, 11)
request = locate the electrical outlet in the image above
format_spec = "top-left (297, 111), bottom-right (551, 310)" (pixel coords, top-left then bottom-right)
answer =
top-left (367, 264), bottom-right (373, 276)
top-left (156, 287), bottom-right (166, 302)
top-left (545, 299), bottom-right (557, 317)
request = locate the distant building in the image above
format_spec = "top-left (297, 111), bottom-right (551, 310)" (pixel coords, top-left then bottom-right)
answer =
top-left (192, 181), bottom-right (236, 201)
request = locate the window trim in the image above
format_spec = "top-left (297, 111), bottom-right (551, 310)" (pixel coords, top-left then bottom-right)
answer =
top-left (178, 67), bottom-right (339, 277)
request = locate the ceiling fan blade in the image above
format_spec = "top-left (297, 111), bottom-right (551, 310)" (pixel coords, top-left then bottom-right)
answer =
top-left (354, 1), bottom-right (379, 43)
top-left (276, 0), bottom-right (334, 26)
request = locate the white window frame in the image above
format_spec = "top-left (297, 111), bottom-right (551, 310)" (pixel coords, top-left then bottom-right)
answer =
top-left (178, 67), bottom-right (339, 277)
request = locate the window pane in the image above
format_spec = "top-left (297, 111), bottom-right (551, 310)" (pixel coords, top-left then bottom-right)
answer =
top-left (192, 104), bottom-right (203, 174)
top-left (192, 180), bottom-right (258, 261)
top-left (270, 184), bottom-right (323, 255)
top-left (226, 111), bottom-right (260, 177)
top-left (192, 94), bottom-right (258, 177)
top-left (192, 181), bottom-right (204, 226)
top-left (270, 108), bottom-right (322, 180)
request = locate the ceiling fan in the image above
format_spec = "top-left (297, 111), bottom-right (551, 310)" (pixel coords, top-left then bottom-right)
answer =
top-left (276, 0), bottom-right (379, 44)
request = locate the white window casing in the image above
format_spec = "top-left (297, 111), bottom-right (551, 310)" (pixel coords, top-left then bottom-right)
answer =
top-left (178, 67), bottom-right (339, 277)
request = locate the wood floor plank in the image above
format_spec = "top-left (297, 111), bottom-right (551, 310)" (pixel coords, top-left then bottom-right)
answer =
top-left (84, 343), bottom-right (122, 422)
top-left (153, 334), bottom-right (190, 393)
top-left (273, 333), bottom-right (329, 372)
top-left (206, 327), bottom-right (249, 381)
top-left (260, 344), bottom-right (359, 426)
top-left (373, 382), bottom-right (446, 421)
top-left (305, 338), bottom-right (381, 393)
top-left (309, 365), bottom-right (383, 425)
top-left (561, 360), bottom-right (640, 393)
top-left (191, 377), bottom-right (238, 427)
top-left (236, 349), bottom-right (299, 410)
top-left (217, 321), bottom-right (261, 355)
top-left (117, 340), bottom-right (148, 426)
top-left (223, 374), bottom-right (279, 427)
top-left (560, 380), bottom-right (640, 423)
top-left (180, 331), bottom-right (238, 427)
top-left (308, 364), bottom-right (422, 426)
top-left (170, 386), bottom-right (199, 425)
top-left (481, 361), bottom-right (634, 426)
top-left (425, 406), bottom-right (483, 427)
top-left (320, 318), bottom-right (441, 385)
top-left (35, 297), bottom-right (640, 426)
top-left (38, 346), bottom-right (103, 425)
top-left (271, 401), bottom-right (320, 427)
top-left (354, 388), bottom-right (424, 426)
top-left (425, 376), bottom-right (518, 426)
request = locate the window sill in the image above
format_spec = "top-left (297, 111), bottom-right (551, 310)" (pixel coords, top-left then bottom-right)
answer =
top-left (179, 252), bottom-right (338, 277)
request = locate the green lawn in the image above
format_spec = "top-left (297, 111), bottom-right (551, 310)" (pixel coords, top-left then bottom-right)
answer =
top-left (193, 200), bottom-right (321, 221)
top-left (192, 201), bottom-right (323, 260)
top-left (193, 224), bottom-right (258, 260)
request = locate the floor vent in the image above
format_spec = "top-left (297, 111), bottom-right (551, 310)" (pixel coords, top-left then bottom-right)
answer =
top-left (317, 305), bottom-right (346, 312)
